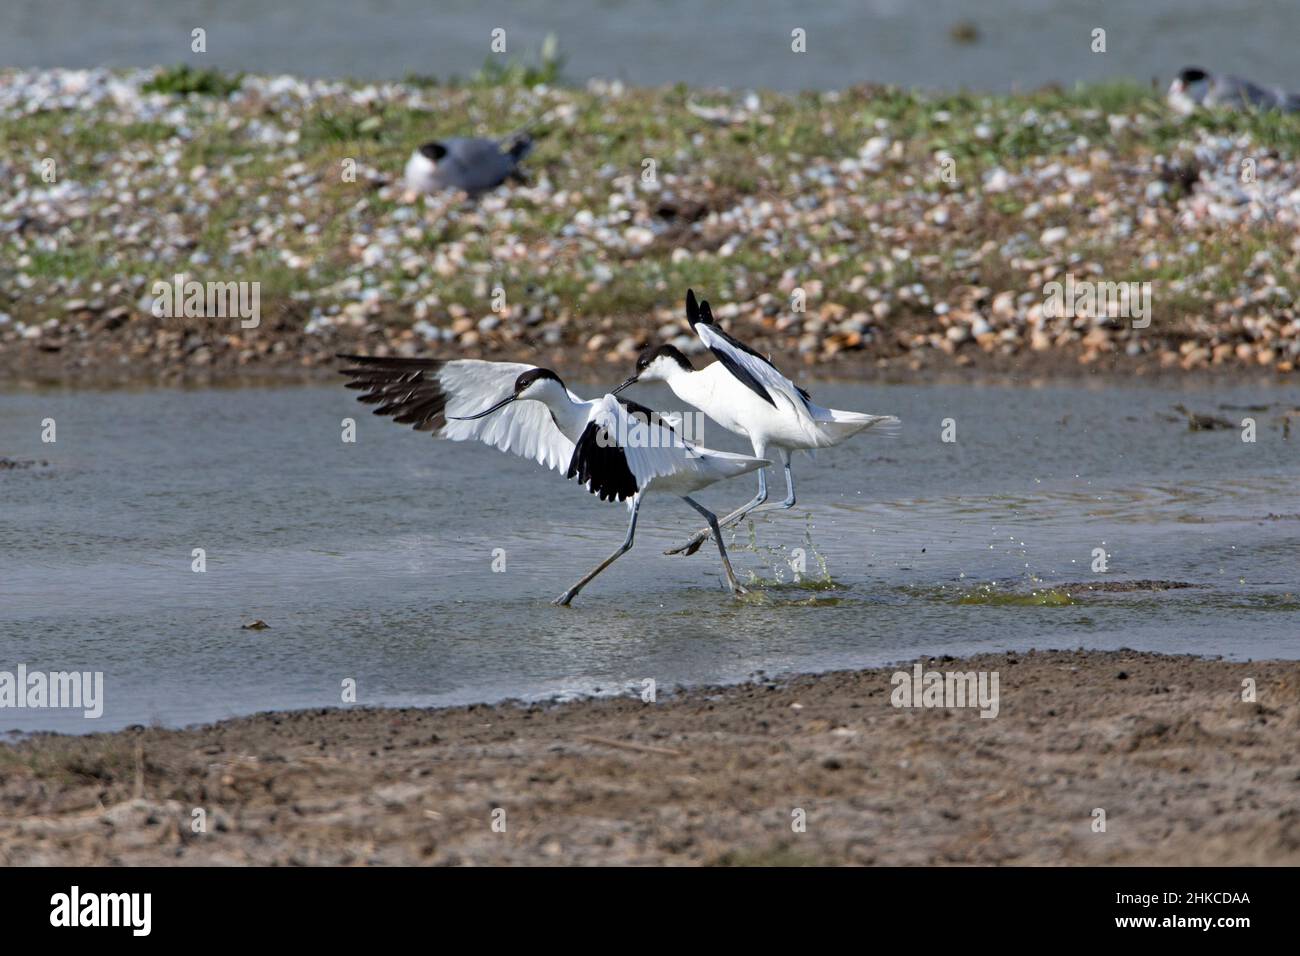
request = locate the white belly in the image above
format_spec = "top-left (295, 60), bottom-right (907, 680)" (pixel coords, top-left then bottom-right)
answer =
top-left (735, 398), bottom-right (819, 449)
top-left (678, 369), bottom-right (815, 452)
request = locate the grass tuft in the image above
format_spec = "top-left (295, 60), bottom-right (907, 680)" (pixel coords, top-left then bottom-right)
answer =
top-left (142, 63), bottom-right (245, 97)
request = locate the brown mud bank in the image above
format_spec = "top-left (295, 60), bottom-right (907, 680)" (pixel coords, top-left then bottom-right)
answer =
top-left (2, 331), bottom-right (1298, 391)
top-left (1, 649), bottom-right (1297, 866)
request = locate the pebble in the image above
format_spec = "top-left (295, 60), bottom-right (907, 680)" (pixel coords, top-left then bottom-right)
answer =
top-left (0, 67), bottom-right (1295, 378)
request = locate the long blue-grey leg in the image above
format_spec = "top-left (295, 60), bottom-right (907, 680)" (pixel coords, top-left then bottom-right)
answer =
top-left (554, 493), bottom-right (641, 606)
top-left (752, 458), bottom-right (796, 513)
top-left (666, 468), bottom-right (768, 556)
top-left (681, 497), bottom-right (746, 595)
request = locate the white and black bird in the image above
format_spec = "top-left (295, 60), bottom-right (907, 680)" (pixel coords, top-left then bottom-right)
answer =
top-left (403, 132), bottom-right (534, 197)
top-left (338, 355), bottom-right (767, 605)
top-left (1167, 67), bottom-right (1300, 115)
top-left (613, 290), bottom-right (899, 557)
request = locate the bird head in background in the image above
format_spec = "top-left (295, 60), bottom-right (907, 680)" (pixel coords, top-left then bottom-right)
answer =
top-left (1168, 67), bottom-right (1210, 115)
top-left (403, 141), bottom-right (447, 193)
top-left (613, 344), bottom-right (694, 394)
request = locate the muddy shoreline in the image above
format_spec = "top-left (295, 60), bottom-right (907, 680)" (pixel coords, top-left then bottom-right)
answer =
top-left (2, 649), bottom-right (1296, 866)
top-left (3, 343), bottom-right (1298, 392)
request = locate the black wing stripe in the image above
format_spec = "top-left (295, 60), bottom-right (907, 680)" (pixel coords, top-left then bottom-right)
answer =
top-left (336, 354), bottom-right (450, 432)
top-left (694, 301), bottom-right (812, 407)
top-left (565, 421), bottom-right (639, 502)
top-left (616, 397), bottom-right (679, 436)
top-left (708, 345), bottom-right (776, 406)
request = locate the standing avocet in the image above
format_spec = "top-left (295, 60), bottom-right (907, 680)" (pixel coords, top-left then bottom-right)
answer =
top-left (613, 290), bottom-right (899, 556)
top-left (338, 355), bottom-right (767, 605)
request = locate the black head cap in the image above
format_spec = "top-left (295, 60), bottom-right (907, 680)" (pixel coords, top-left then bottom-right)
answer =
top-left (1178, 67), bottom-right (1209, 84)
top-left (514, 367), bottom-right (564, 393)
top-left (418, 141), bottom-right (449, 161)
top-left (635, 344), bottom-right (693, 373)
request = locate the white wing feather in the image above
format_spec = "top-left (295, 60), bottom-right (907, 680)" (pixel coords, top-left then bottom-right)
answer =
top-left (437, 360), bottom-right (577, 475)
top-left (694, 322), bottom-right (809, 411)
top-left (588, 395), bottom-right (701, 489)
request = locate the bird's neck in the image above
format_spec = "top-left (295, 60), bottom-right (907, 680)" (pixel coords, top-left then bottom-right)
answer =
top-left (535, 393), bottom-right (591, 441)
top-left (663, 366), bottom-right (705, 407)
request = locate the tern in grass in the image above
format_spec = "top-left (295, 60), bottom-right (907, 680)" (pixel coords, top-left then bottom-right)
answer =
top-left (1167, 66), bottom-right (1300, 115)
top-left (338, 355), bottom-right (767, 605)
top-left (403, 131), bottom-right (534, 197)
top-left (612, 290), bottom-right (899, 556)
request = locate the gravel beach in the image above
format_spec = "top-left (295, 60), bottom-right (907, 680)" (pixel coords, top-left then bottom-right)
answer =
top-left (3, 67), bottom-right (1300, 386)
top-left (2, 650), bottom-right (1296, 866)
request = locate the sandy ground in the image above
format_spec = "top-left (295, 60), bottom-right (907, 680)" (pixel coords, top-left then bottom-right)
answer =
top-left (1, 649), bottom-right (1297, 866)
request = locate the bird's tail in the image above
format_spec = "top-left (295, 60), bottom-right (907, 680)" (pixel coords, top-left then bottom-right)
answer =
top-left (503, 114), bottom-right (553, 161)
top-left (701, 449), bottom-right (771, 478)
top-left (813, 410), bottom-right (900, 443)
top-left (504, 131), bottom-right (534, 161)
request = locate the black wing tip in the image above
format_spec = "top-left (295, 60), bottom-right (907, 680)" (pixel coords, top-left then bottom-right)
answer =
top-left (336, 353), bottom-right (446, 370)
top-left (337, 354), bottom-right (450, 433)
top-left (336, 351), bottom-right (428, 362)
top-left (566, 421), bottom-right (639, 503)
top-left (685, 288), bottom-right (699, 328)
top-left (685, 288), bottom-right (715, 329)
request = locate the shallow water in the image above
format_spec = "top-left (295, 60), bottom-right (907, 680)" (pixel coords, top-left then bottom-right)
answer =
top-left (6, 0), bottom-right (1299, 93)
top-left (2, 380), bottom-right (1298, 733)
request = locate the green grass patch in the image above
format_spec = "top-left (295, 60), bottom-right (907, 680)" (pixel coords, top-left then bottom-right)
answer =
top-left (143, 64), bottom-right (244, 97)
top-left (957, 586), bottom-right (1076, 606)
